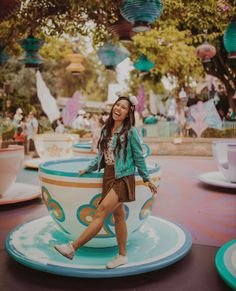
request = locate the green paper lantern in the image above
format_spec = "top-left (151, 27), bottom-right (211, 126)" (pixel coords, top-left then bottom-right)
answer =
top-left (18, 36), bottom-right (44, 68)
top-left (134, 55), bottom-right (155, 72)
top-left (97, 43), bottom-right (130, 70)
top-left (223, 20), bottom-right (236, 58)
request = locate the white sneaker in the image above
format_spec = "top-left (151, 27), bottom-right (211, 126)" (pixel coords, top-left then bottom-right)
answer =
top-left (54, 241), bottom-right (75, 260)
top-left (106, 255), bottom-right (128, 269)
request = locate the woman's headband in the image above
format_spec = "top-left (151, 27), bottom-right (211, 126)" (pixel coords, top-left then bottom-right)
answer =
top-left (116, 93), bottom-right (139, 106)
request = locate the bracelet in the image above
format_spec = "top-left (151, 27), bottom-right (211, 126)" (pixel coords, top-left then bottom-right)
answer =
top-left (144, 181), bottom-right (150, 186)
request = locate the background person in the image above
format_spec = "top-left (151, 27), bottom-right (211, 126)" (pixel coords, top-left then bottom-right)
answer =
top-left (25, 111), bottom-right (38, 153)
top-left (55, 117), bottom-right (65, 133)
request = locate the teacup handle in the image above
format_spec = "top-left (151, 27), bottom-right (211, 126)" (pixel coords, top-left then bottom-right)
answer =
top-left (141, 143), bottom-right (150, 159)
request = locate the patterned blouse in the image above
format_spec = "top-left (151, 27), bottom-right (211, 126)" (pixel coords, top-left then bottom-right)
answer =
top-left (104, 136), bottom-right (115, 165)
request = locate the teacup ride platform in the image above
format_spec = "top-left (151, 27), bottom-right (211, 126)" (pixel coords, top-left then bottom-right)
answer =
top-left (0, 182), bottom-right (41, 205)
top-left (0, 146), bottom-right (41, 205)
top-left (24, 157), bottom-right (45, 170)
top-left (6, 157), bottom-right (192, 277)
top-left (215, 239), bottom-right (236, 290)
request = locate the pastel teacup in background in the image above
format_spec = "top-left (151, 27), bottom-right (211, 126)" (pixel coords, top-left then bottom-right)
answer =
top-left (0, 145), bottom-right (24, 196)
top-left (212, 140), bottom-right (236, 183)
top-left (34, 133), bottom-right (79, 160)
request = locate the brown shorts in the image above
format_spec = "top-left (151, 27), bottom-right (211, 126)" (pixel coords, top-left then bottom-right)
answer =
top-left (102, 164), bottom-right (135, 203)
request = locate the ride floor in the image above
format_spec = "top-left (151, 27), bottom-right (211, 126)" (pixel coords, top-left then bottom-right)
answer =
top-left (0, 156), bottom-right (235, 291)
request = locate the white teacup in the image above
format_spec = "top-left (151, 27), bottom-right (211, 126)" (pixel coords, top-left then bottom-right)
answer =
top-left (35, 133), bottom-right (79, 160)
top-left (39, 157), bottom-right (161, 247)
top-left (0, 145), bottom-right (24, 196)
top-left (212, 140), bottom-right (236, 183)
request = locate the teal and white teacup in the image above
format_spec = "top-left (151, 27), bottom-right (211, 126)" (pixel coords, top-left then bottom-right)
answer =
top-left (39, 157), bottom-right (161, 247)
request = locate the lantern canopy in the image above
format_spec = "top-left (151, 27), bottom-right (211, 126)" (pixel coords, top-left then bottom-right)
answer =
top-left (18, 36), bottom-right (44, 68)
top-left (223, 20), bottom-right (236, 59)
top-left (97, 43), bottom-right (130, 70)
top-left (66, 54), bottom-right (85, 76)
top-left (134, 55), bottom-right (155, 72)
top-left (119, 0), bottom-right (163, 33)
top-left (0, 45), bottom-right (9, 65)
top-left (196, 41), bottom-right (216, 62)
top-left (108, 18), bottom-right (136, 43)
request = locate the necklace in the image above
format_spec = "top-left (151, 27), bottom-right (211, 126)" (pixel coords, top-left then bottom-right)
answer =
top-left (112, 128), bottom-right (118, 135)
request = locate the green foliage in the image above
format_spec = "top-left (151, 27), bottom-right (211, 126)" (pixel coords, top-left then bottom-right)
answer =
top-left (131, 27), bottom-right (204, 86)
top-left (0, 124), bottom-right (16, 140)
top-left (1, 0), bottom-right (235, 51)
top-left (202, 127), bottom-right (236, 138)
top-left (0, 0), bottom-right (235, 109)
top-left (0, 59), bottom-right (37, 113)
top-left (0, 37), bottom-right (115, 112)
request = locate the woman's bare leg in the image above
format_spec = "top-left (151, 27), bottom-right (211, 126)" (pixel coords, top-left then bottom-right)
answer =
top-left (72, 189), bottom-right (120, 250)
top-left (113, 203), bottom-right (127, 256)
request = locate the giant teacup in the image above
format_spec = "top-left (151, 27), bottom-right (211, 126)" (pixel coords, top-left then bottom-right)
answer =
top-left (0, 145), bottom-right (24, 196)
top-left (212, 140), bottom-right (236, 183)
top-left (39, 158), bottom-right (161, 247)
top-left (35, 133), bottom-right (79, 160)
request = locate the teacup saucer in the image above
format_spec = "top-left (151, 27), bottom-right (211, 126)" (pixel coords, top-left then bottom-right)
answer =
top-left (0, 182), bottom-right (41, 205)
top-left (198, 171), bottom-right (236, 189)
top-left (6, 216), bottom-right (192, 278)
top-left (215, 239), bottom-right (236, 290)
top-left (24, 158), bottom-right (43, 170)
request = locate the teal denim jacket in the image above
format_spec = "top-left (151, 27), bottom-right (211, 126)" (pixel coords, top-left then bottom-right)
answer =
top-left (85, 126), bottom-right (150, 182)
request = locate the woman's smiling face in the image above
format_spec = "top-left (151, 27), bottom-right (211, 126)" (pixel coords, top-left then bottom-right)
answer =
top-left (112, 99), bottom-right (130, 122)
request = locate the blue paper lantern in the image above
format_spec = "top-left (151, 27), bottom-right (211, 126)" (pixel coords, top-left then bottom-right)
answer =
top-left (97, 43), bottom-right (130, 70)
top-left (0, 45), bottom-right (9, 65)
top-left (120, 0), bottom-right (163, 32)
top-left (134, 55), bottom-right (155, 72)
top-left (18, 35), bottom-right (44, 68)
top-left (223, 20), bottom-right (236, 59)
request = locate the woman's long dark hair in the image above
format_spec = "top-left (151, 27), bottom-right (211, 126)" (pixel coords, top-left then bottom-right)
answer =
top-left (97, 96), bottom-right (135, 161)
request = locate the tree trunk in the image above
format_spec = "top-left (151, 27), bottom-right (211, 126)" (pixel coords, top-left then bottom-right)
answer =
top-left (203, 39), bottom-right (236, 112)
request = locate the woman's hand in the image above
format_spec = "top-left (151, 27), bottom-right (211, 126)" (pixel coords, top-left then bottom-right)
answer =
top-left (78, 170), bottom-right (86, 176)
top-left (146, 181), bottom-right (158, 198)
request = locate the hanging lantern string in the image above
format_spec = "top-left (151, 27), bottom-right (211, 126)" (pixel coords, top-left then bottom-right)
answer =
top-left (204, 29), bottom-right (208, 41)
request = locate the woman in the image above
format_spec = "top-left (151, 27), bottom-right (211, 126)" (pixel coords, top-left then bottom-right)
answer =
top-left (54, 96), bottom-right (158, 268)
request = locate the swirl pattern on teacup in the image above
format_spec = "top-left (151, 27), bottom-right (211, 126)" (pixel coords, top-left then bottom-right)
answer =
top-left (42, 186), bottom-right (65, 222)
top-left (139, 197), bottom-right (154, 221)
top-left (76, 194), bottom-right (129, 238)
top-left (46, 144), bottom-right (63, 157)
